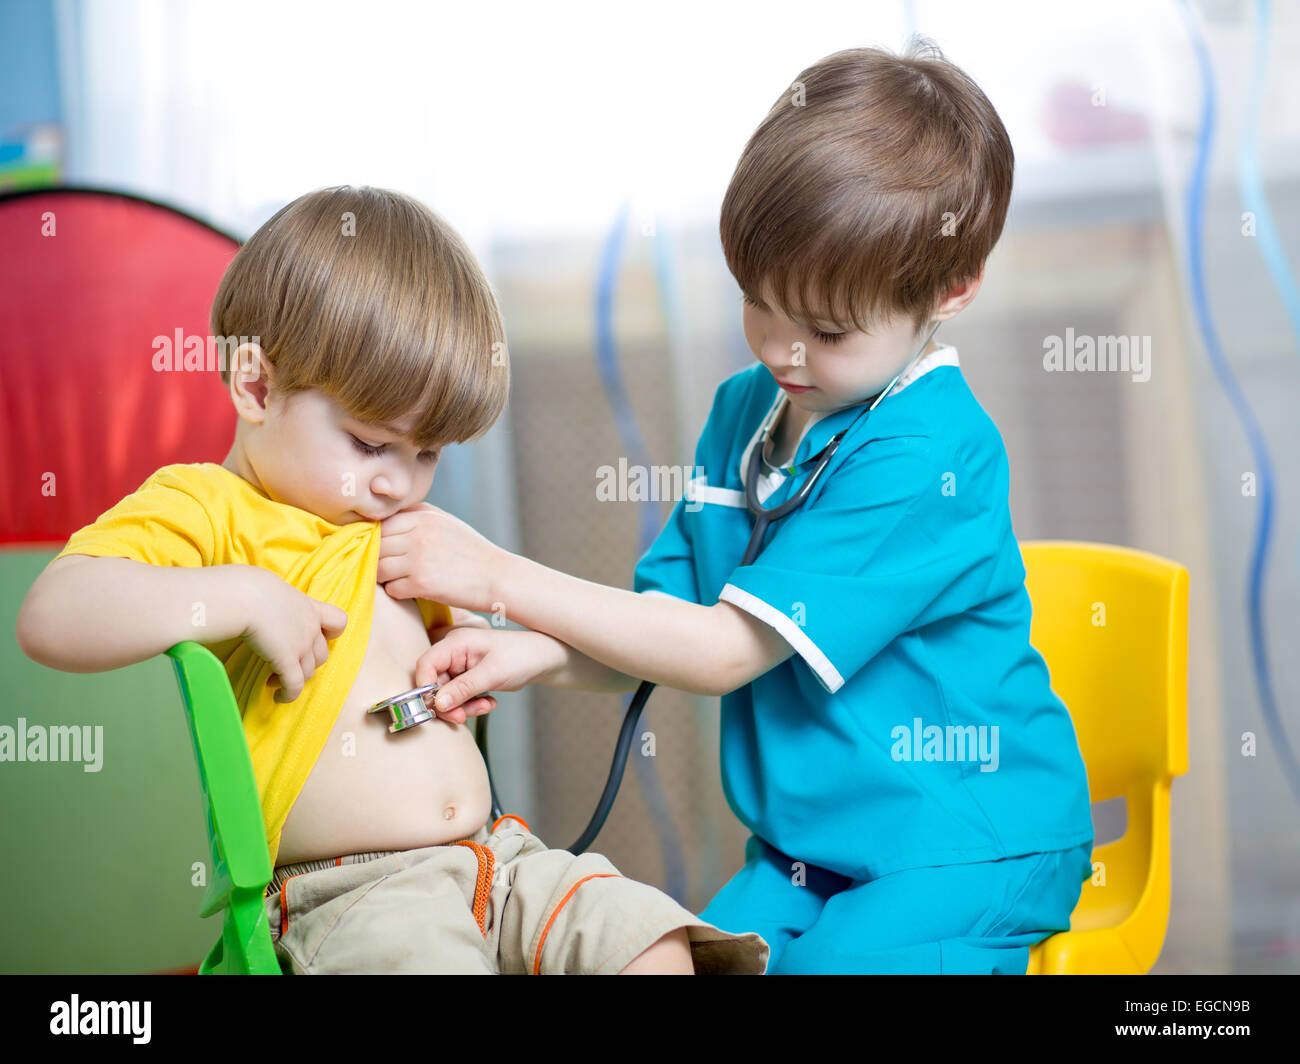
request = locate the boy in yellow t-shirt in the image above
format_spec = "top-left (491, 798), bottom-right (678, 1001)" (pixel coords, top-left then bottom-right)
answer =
top-left (16, 185), bottom-right (766, 975)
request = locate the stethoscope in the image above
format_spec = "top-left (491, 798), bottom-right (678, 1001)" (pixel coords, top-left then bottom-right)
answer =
top-left (371, 321), bottom-right (942, 853)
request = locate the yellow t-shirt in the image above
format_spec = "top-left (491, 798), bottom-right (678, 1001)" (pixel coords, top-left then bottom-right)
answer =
top-left (54, 462), bottom-right (452, 866)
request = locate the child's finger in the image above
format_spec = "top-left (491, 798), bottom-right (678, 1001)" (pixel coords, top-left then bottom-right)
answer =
top-left (415, 646), bottom-right (454, 688)
top-left (317, 602), bottom-right (348, 638)
top-left (461, 695), bottom-right (497, 717)
top-left (271, 660), bottom-right (305, 703)
top-left (434, 695), bottom-right (493, 727)
top-left (415, 629), bottom-right (481, 686)
top-left (432, 672), bottom-right (490, 715)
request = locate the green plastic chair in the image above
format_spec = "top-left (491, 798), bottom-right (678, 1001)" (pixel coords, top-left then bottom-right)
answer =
top-left (166, 641), bottom-right (284, 974)
top-left (166, 635), bottom-right (501, 975)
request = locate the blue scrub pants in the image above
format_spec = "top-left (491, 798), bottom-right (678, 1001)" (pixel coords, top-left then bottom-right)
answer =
top-left (700, 836), bottom-right (1093, 974)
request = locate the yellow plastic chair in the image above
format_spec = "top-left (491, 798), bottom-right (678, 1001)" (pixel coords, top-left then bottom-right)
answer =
top-left (1020, 541), bottom-right (1189, 974)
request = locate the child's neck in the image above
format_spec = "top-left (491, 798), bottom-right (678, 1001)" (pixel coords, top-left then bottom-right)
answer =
top-left (767, 333), bottom-right (942, 468)
top-left (220, 447), bottom-right (269, 499)
top-left (766, 399), bottom-right (814, 469)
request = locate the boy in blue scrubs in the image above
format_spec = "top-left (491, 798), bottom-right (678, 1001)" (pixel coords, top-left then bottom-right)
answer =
top-left (378, 39), bottom-right (1095, 973)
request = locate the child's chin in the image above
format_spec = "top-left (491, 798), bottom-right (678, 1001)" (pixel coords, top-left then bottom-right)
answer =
top-left (325, 509), bottom-right (365, 525)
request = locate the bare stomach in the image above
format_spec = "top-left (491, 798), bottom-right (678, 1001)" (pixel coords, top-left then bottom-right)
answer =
top-left (275, 585), bottom-right (492, 866)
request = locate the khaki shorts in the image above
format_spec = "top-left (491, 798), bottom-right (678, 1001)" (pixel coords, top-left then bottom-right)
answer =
top-left (264, 814), bottom-right (768, 974)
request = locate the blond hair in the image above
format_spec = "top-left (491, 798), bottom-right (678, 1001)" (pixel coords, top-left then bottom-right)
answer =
top-left (211, 185), bottom-right (508, 447)
top-left (720, 38), bottom-right (1013, 334)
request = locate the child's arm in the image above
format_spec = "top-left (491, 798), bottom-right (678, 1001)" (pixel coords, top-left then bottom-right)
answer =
top-left (378, 505), bottom-right (794, 698)
top-left (445, 606), bottom-right (495, 631)
top-left (543, 640), bottom-right (641, 694)
top-left (17, 554), bottom-right (347, 702)
top-left (417, 625), bottom-right (640, 723)
top-left (17, 555), bottom-right (255, 672)
top-left (488, 554), bottom-right (792, 696)
top-left (435, 607), bottom-right (639, 692)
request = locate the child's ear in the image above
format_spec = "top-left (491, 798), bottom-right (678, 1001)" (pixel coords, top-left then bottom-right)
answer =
top-left (931, 267), bottom-right (985, 323)
top-left (228, 342), bottom-right (273, 421)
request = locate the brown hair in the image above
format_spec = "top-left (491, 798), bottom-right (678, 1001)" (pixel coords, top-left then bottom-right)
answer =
top-left (720, 37), bottom-right (1013, 334)
top-left (211, 185), bottom-right (509, 448)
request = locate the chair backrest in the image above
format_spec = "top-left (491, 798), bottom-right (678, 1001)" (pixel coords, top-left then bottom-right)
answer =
top-left (167, 642), bottom-right (273, 912)
top-left (0, 187), bottom-right (244, 973)
top-left (168, 641), bottom-right (280, 975)
top-left (0, 187), bottom-right (239, 545)
top-left (1020, 540), bottom-right (1189, 800)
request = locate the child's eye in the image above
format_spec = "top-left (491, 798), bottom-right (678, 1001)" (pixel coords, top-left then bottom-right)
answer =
top-left (350, 436), bottom-right (386, 457)
top-left (744, 294), bottom-right (845, 344)
top-left (350, 435), bottom-right (439, 464)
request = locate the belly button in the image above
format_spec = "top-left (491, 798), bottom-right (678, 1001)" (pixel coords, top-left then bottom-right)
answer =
top-left (443, 805), bottom-right (456, 821)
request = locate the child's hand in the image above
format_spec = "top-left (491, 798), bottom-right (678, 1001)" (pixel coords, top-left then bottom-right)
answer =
top-left (416, 627), bottom-right (568, 725)
top-left (240, 567), bottom-right (349, 703)
top-left (377, 503), bottom-right (502, 613)
top-left (446, 606), bottom-right (493, 631)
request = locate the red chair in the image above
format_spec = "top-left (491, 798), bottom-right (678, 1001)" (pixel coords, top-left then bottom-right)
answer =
top-left (1, 188), bottom-right (240, 974)
top-left (0, 187), bottom-right (240, 546)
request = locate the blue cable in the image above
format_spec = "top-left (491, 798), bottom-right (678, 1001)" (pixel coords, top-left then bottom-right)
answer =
top-left (1179, 0), bottom-right (1300, 806)
top-left (1239, 1), bottom-right (1300, 336)
top-left (647, 210), bottom-right (725, 898)
top-left (1239, 0), bottom-right (1300, 802)
top-left (593, 201), bottom-right (689, 901)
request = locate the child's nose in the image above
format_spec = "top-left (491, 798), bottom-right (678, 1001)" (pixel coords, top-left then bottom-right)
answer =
top-left (759, 334), bottom-right (801, 370)
top-left (371, 471), bottom-right (411, 501)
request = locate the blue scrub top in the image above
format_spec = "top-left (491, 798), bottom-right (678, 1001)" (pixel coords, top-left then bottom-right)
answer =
top-left (633, 349), bottom-right (1094, 880)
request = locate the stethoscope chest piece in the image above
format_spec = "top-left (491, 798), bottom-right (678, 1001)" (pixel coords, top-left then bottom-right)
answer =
top-left (367, 683), bottom-right (439, 733)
